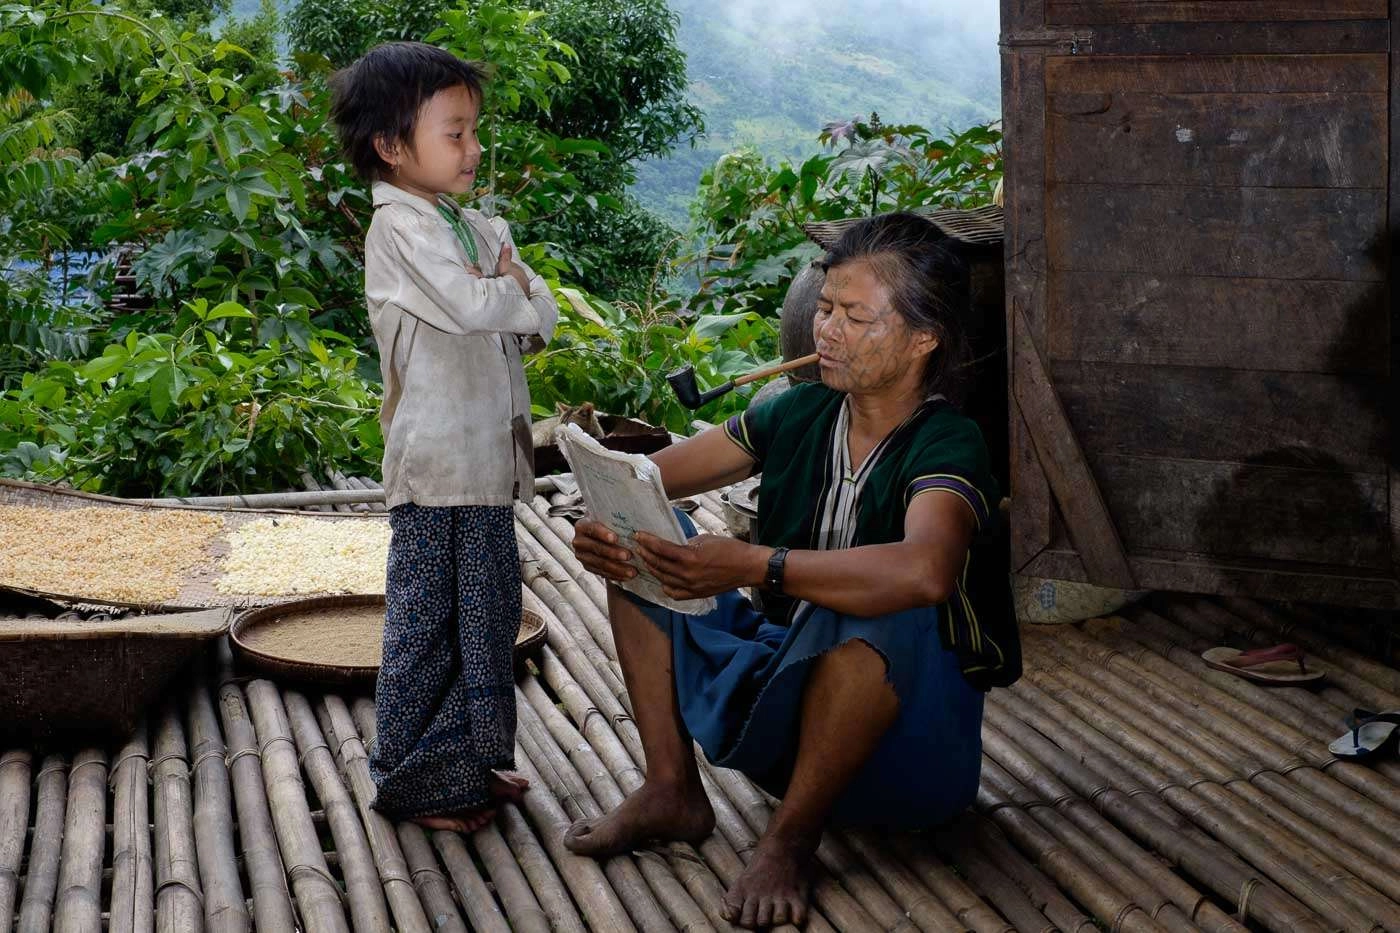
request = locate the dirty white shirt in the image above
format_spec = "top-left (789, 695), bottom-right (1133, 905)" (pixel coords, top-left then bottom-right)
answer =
top-left (364, 181), bottom-right (559, 508)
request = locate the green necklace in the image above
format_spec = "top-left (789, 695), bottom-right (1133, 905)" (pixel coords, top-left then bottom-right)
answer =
top-left (435, 202), bottom-right (480, 265)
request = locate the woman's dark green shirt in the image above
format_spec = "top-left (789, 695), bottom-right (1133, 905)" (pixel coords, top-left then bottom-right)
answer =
top-left (724, 382), bottom-right (1019, 690)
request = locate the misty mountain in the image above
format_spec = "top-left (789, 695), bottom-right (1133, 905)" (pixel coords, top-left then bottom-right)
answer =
top-left (632, 0), bottom-right (1002, 223)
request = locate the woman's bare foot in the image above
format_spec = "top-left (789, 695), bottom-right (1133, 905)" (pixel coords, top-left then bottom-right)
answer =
top-left (721, 829), bottom-right (813, 929)
top-left (563, 779), bottom-right (714, 858)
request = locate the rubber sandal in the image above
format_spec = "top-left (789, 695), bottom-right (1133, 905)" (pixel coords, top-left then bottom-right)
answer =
top-left (1328, 708), bottom-right (1400, 759)
top-left (1200, 642), bottom-right (1325, 685)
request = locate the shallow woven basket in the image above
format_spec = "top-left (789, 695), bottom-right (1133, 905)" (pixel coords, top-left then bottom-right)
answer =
top-left (231, 595), bottom-right (548, 686)
top-left (0, 604), bottom-right (230, 741)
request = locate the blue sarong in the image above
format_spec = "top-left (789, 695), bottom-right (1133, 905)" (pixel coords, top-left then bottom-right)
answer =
top-left (370, 504), bottom-right (520, 819)
top-left (630, 514), bottom-right (984, 829)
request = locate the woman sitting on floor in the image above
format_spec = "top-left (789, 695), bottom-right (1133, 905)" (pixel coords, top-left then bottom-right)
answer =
top-left (567, 212), bottom-right (1019, 929)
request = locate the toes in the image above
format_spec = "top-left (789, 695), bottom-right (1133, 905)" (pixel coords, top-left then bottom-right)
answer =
top-left (739, 894), bottom-right (759, 929)
top-left (790, 898), bottom-right (808, 927)
top-left (720, 894), bottom-right (740, 923)
top-left (771, 900), bottom-right (791, 926)
top-left (756, 897), bottom-right (774, 928)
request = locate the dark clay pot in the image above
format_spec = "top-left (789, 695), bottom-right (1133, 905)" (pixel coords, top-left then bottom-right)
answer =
top-left (778, 261), bottom-right (825, 382)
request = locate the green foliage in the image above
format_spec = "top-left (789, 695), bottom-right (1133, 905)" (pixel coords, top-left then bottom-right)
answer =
top-left (517, 244), bottom-right (774, 434)
top-left (286, 0), bottom-right (448, 67)
top-left (1, 298), bottom-right (382, 495)
top-left (687, 114), bottom-right (1003, 323)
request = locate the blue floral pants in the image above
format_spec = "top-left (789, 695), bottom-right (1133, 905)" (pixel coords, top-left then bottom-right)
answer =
top-left (370, 504), bottom-right (521, 819)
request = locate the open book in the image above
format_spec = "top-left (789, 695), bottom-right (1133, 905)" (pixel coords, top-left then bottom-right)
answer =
top-left (556, 424), bottom-right (717, 615)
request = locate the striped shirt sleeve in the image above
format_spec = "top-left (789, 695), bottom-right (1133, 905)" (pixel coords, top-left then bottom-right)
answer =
top-left (907, 473), bottom-right (991, 530)
top-left (904, 417), bottom-right (998, 532)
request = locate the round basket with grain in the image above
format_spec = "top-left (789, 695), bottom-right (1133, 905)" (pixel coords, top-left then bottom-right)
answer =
top-left (231, 595), bottom-right (547, 685)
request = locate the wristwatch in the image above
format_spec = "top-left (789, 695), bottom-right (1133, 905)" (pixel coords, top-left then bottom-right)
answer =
top-left (765, 547), bottom-right (790, 594)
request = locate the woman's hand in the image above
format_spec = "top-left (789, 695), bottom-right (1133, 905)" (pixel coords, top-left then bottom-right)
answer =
top-left (633, 532), bottom-right (768, 601)
top-left (572, 519), bottom-right (638, 584)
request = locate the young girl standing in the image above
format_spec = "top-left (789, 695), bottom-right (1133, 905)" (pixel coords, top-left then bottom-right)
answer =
top-left (330, 41), bottom-right (558, 832)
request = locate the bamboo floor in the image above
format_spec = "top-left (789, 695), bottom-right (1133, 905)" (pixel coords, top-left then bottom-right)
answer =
top-left (2, 478), bottom-right (1399, 931)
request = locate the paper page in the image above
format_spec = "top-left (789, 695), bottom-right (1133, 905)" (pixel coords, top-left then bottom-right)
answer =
top-left (556, 424), bottom-right (716, 615)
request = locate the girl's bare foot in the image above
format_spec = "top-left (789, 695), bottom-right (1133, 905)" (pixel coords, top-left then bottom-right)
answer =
top-left (721, 829), bottom-right (813, 929)
top-left (489, 769), bottom-right (529, 803)
top-left (411, 807), bottom-right (497, 834)
top-left (563, 779), bottom-right (714, 858)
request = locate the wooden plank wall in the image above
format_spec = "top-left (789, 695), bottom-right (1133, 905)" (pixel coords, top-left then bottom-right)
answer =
top-left (1008, 6), bottom-right (1396, 604)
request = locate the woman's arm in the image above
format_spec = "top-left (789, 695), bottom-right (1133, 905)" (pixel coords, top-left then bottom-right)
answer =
top-left (650, 425), bottom-right (757, 500)
top-left (630, 490), bottom-right (978, 617)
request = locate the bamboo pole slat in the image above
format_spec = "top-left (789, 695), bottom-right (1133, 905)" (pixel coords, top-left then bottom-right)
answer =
top-left (298, 470), bottom-right (336, 511)
top-left (187, 685), bottom-right (249, 933)
top-left (519, 560), bottom-right (629, 708)
top-left (879, 834), bottom-right (1015, 933)
top-left (394, 824), bottom-right (469, 933)
top-left (1018, 668), bottom-right (1387, 931)
top-left (282, 690), bottom-right (391, 933)
top-left (979, 756), bottom-right (1196, 933)
top-left (959, 811), bottom-right (1099, 933)
top-left (518, 499), bottom-right (607, 610)
top-left (835, 831), bottom-right (963, 932)
top-left (471, 822), bottom-right (554, 933)
top-left (216, 685), bottom-right (298, 933)
top-left (498, 802), bottom-right (593, 933)
top-left (349, 694), bottom-right (586, 933)
top-left (54, 748), bottom-right (106, 933)
top-left (0, 750), bottom-right (31, 932)
top-left (432, 830), bottom-right (514, 933)
top-left (982, 695), bottom-right (1317, 933)
top-left (315, 694), bottom-right (432, 933)
top-left (152, 704), bottom-right (205, 933)
top-left (517, 525), bottom-right (620, 667)
top-left (518, 679), bottom-right (730, 933)
top-left (1037, 624), bottom-right (1400, 853)
top-left (18, 754), bottom-right (68, 933)
top-left (994, 685), bottom-right (1330, 933)
top-left (326, 470), bottom-right (372, 513)
top-left (1119, 607), bottom-right (1400, 787)
top-left (108, 729), bottom-right (153, 933)
top-left (532, 648), bottom-right (797, 930)
top-left (695, 758), bottom-right (887, 933)
top-left (244, 680), bottom-right (349, 933)
top-left (916, 827), bottom-right (1040, 933)
top-left (515, 712), bottom-right (679, 933)
top-left (511, 745), bottom-right (641, 932)
top-left (1071, 618), bottom-right (1400, 888)
top-left (1025, 629), bottom-right (1400, 918)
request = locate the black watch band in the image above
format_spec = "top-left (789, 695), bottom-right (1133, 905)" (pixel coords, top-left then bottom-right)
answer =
top-left (765, 547), bottom-right (790, 594)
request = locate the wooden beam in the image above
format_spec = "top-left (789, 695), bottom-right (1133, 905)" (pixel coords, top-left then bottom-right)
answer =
top-left (1012, 301), bottom-right (1136, 589)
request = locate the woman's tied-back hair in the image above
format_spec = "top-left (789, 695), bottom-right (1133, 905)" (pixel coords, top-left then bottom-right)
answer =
top-left (821, 212), bottom-right (973, 403)
top-left (329, 42), bottom-right (486, 182)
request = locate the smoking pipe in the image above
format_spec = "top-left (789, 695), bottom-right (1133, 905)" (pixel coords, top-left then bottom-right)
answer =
top-left (665, 353), bottom-right (820, 409)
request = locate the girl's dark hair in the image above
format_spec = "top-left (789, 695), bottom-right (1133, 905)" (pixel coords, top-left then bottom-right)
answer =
top-left (821, 212), bottom-right (972, 402)
top-left (329, 42), bottom-right (485, 182)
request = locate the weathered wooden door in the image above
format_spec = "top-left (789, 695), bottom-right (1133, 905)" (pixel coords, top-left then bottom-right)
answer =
top-left (1002, 1), bottom-right (1398, 608)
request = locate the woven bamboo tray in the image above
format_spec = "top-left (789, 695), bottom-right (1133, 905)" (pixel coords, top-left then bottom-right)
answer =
top-left (0, 478), bottom-right (388, 611)
top-left (0, 603), bottom-right (230, 740)
top-left (231, 595), bottom-right (548, 686)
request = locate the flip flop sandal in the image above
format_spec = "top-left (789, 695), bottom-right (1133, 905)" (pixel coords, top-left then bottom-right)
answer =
top-left (1328, 708), bottom-right (1400, 759)
top-left (1200, 642), bottom-right (1325, 685)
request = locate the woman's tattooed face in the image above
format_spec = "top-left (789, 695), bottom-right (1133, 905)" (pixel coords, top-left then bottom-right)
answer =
top-left (812, 260), bottom-right (935, 394)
